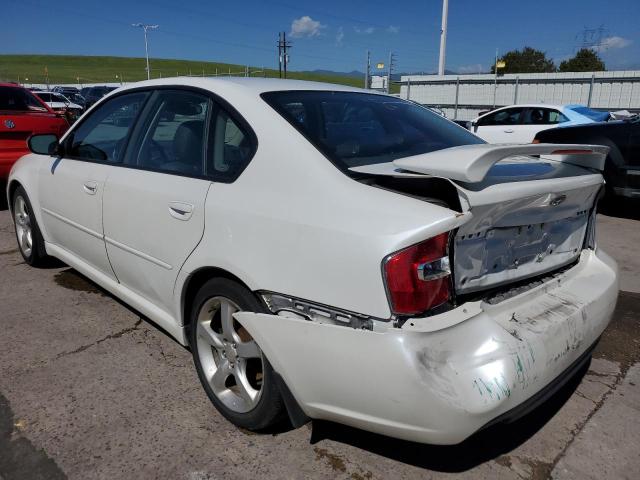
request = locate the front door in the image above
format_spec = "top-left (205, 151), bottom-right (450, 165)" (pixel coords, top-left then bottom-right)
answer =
top-left (475, 107), bottom-right (524, 143)
top-left (38, 91), bottom-right (149, 279)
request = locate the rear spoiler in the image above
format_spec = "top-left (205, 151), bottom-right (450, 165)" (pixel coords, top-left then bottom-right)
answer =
top-left (362, 144), bottom-right (609, 183)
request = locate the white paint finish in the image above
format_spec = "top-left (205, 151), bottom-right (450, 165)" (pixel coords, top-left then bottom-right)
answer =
top-left (393, 144), bottom-right (608, 183)
top-left (38, 157), bottom-right (116, 280)
top-left (102, 168), bottom-right (211, 316)
top-left (235, 249), bottom-right (618, 445)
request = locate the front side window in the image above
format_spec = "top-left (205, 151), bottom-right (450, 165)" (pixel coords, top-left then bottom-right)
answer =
top-left (66, 92), bottom-right (148, 163)
top-left (134, 90), bottom-right (209, 176)
top-left (0, 87), bottom-right (48, 112)
top-left (262, 91), bottom-right (483, 172)
top-left (478, 108), bottom-right (524, 126)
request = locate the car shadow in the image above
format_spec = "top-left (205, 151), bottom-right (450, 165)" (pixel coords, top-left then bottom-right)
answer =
top-left (598, 197), bottom-right (640, 221)
top-left (53, 268), bottom-right (190, 349)
top-left (308, 360), bottom-right (589, 472)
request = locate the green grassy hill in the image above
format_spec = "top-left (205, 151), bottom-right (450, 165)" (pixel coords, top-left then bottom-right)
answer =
top-left (0, 54), bottom-right (365, 88)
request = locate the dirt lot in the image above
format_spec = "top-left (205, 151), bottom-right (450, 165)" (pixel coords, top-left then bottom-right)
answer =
top-left (0, 199), bottom-right (639, 480)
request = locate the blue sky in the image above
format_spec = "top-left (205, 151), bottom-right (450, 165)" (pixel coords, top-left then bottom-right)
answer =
top-left (5, 0), bottom-right (640, 73)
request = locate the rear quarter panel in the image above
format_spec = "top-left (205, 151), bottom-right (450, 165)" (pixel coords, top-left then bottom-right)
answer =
top-left (180, 94), bottom-right (463, 319)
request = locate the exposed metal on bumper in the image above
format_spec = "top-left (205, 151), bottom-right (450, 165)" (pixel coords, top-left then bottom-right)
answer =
top-left (235, 249), bottom-right (618, 445)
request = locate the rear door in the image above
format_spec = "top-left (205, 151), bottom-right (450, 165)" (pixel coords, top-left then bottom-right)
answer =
top-left (38, 91), bottom-right (149, 279)
top-left (474, 107), bottom-right (524, 143)
top-left (102, 89), bottom-right (213, 315)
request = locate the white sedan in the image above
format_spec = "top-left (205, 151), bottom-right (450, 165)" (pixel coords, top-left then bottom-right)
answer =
top-left (471, 104), bottom-right (609, 144)
top-left (7, 78), bottom-right (618, 445)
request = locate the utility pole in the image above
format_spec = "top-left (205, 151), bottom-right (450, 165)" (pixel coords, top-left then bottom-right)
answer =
top-left (277, 32), bottom-right (292, 79)
top-left (132, 23), bottom-right (159, 80)
top-left (365, 50), bottom-right (371, 89)
top-left (438, 0), bottom-right (449, 76)
top-left (386, 52), bottom-right (395, 94)
top-left (278, 32), bottom-right (282, 79)
top-left (493, 48), bottom-right (498, 108)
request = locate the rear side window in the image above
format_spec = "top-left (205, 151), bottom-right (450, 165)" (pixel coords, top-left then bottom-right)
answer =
top-left (208, 107), bottom-right (255, 181)
top-left (66, 92), bottom-right (148, 163)
top-left (0, 87), bottom-right (48, 112)
top-left (133, 90), bottom-right (210, 176)
top-left (522, 108), bottom-right (569, 125)
top-left (262, 91), bottom-right (483, 172)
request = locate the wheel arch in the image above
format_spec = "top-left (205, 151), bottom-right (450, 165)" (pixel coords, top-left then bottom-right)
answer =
top-left (6, 179), bottom-right (23, 214)
top-left (180, 266), bottom-right (262, 334)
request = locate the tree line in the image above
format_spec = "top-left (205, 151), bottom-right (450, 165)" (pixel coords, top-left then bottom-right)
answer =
top-left (490, 47), bottom-right (606, 74)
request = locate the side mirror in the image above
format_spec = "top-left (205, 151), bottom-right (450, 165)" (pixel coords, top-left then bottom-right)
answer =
top-left (472, 121), bottom-right (479, 133)
top-left (28, 134), bottom-right (61, 156)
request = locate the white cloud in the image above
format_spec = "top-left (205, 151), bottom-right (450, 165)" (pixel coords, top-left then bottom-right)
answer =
top-left (290, 16), bottom-right (325, 38)
top-left (354, 26), bottom-right (375, 35)
top-left (335, 27), bottom-right (344, 46)
top-left (386, 25), bottom-right (399, 34)
top-left (457, 63), bottom-right (485, 74)
top-left (593, 36), bottom-right (632, 52)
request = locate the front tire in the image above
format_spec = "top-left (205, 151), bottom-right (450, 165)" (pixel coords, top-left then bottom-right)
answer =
top-left (189, 278), bottom-right (286, 430)
top-left (12, 186), bottom-right (50, 267)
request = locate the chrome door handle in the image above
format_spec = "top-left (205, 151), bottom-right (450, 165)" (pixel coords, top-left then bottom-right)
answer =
top-left (168, 202), bottom-right (194, 221)
top-left (83, 181), bottom-right (98, 195)
top-left (503, 129), bottom-right (514, 133)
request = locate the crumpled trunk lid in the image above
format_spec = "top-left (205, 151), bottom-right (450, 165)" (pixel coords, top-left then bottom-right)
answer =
top-left (453, 175), bottom-right (601, 294)
top-left (351, 144), bottom-right (608, 295)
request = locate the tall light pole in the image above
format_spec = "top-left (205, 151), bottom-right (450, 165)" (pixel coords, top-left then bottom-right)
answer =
top-left (132, 23), bottom-right (159, 80)
top-left (438, 0), bottom-right (449, 76)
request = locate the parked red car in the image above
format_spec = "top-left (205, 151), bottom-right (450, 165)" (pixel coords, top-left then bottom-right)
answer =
top-left (0, 83), bottom-right (69, 180)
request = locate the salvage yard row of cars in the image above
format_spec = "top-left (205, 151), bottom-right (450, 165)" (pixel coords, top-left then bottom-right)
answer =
top-left (4, 77), bottom-right (626, 445)
top-left (0, 83), bottom-right (117, 181)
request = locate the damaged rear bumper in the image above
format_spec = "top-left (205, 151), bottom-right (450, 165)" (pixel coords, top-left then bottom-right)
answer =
top-left (234, 248), bottom-right (618, 445)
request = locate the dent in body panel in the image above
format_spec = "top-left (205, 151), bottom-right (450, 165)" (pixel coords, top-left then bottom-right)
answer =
top-left (454, 184), bottom-right (599, 294)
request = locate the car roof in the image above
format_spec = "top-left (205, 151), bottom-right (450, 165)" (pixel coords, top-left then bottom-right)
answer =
top-left (111, 77), bottom-right (375, 96)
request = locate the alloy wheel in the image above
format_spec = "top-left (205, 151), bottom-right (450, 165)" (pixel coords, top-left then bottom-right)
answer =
top-left (14, 195), bottom-right (33, 258)
top-left (195, 296), bottom-right (264, 413)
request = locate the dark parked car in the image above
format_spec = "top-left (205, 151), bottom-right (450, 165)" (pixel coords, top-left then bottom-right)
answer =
top-left (83, 86), bottom-right (118, 108)
top-left (52, 86), bottom-right (80, 96)
top-left (534, 115), bottom-right (640, 200)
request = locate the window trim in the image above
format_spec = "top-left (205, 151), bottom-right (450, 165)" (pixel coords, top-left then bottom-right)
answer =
top-left (62, 90), bottom-right (151, 164)
top-left (59, 85), bottom-right (258, 183)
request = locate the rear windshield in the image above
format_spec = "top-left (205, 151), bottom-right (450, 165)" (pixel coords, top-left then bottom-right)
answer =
top-left (567, 106), bottom-right (610, 122)
top-left (0, 86), bottom-right (48, 112)
top-left (262, 91), bottom-right (484, 173)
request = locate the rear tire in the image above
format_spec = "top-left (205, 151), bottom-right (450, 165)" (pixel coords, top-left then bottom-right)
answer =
top-left (12, 186), bottom-right (50, 267)
top-left (189, 278), bottom-right (286, 430)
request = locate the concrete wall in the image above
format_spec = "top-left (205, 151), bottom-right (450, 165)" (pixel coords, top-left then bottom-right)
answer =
top-left (400, 71), bottom-right (640, 120)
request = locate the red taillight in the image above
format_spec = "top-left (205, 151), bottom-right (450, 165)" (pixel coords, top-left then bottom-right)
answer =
top-left (383, 233), bottom-right (451, 315)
